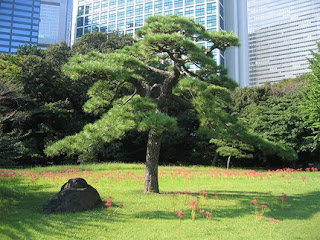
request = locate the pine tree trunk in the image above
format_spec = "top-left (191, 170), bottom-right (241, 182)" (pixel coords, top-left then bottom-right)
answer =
top-left (144, 129), bottom-right (163, 193)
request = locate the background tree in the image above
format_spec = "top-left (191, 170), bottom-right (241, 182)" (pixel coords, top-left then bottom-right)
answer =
top-left (232, 77), bottom-right (312, 167)
top-left (301, 43), bottom-right (320, 156)
top-left (45, 15), bottom-right (240, 193)
top-left (71, 31), bottom-right (134, 55)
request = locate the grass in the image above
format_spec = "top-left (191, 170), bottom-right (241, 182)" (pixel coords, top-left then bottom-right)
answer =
top-left (0, 163), bottom-right (319, 240)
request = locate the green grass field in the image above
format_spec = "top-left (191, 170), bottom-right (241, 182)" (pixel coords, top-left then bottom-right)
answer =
top-left (0, 163), bottom-right (319, 240)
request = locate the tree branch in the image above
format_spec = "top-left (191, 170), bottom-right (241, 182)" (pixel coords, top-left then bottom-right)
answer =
top-left (110, 80), bottom-right (126, 103)
top-left (127, 77), bottom-right (149, 96)
top-left (181, 65), bottom-right (204, 81)
top-left (147, 65), bottom-right (171, 76)
top-left (121, 89), bottom-right (137, 105)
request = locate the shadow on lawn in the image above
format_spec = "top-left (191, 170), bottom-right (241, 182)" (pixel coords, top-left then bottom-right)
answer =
top-left (134, 190), bottom-right (320, 221)
top-left (0, 178), bottom-right (124, 239)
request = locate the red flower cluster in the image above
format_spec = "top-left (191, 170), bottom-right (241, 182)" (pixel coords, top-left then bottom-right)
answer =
top-left (177, 210), bottom-right (184, 218)
top-left (190, 200), bottom-right (198, 209)
top-left (105, 200), bottom-right (113, 207)
top-left (269, 218), bottom-right (281, 224)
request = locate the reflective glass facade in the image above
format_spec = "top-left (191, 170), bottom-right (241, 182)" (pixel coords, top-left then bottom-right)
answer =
top-left (72, 0), bottom-right (225, 65)
top-left (0, 0), bottom-right (40, 53)
top-left (248, 0), bottom-right (320, 86)
top-left (38, 0), bottom-right (74, 48)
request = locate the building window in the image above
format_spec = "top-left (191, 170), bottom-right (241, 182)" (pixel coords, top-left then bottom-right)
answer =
top-left (85, 5), bottom-right (91, 15)
top-left (155, 0), bottom-right (162, 12)
top-left (196, 17), bottom-right (205, 26)
top-left (101, 12), bottom-right (107, 22)
top-left (126, 20), bottom-right (134, 28)
top-left (109, 10), bottom-right (116, 21)
top-left (207, 2), bottom-right (216, 14)
top-left (185, 6), bottom-right (194, 17)
top-left (84, 26), bottom-right (91, 33)
top-left (145, 2), bottom-right (153, 14)
top-left (101, 0), bottom-right (108, 10)
top-left (77, 28), bottom-right (83, 38)
top-left (135, 4), bottom-right (143, 15)
top-left (109, 0), bottom-right (116, 8)
top-left (92, 14), bottom-right (99, 24)
top-left (127, 6), bottom-right (134, 17)
top-left (196, 4), bottom-right (205, 16)
top-left (92, 24), bottom-right (99, 32)
top-left (118, 9), bottom-right (125, 19)
top-left (108, 21), bottom-right (116, 31)
top-left (127, 0), bottom-right (134, 6)
top-left (174, 0), bottom-right (183, 8)
top-left (185, 0), bottom-right (194, 6)
top-left (207, 15), bottom-right (216, 27)
top-left (135, 16), bottom-right (143, 27)
top-left (164, 0), bottom-right (173, 10)
top-left (117, 20), bottom-right (125, 30)
top-left (175, 8), bottom-right (183, 15)
top-left (77, 17), bottom-right (84, 27)
top-left (100, 24), bottom-right (107, 32)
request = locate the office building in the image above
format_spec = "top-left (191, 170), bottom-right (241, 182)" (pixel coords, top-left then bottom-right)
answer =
top-left (248, 0), bottom-right (320, 86)
top-left (38, 0), bottom-right (73, 48)
top-left (0, 0), bottom-right (73, 54)
top-left (71, 0), bottom-right (249, 86)
top-left (0, 0), bottom-right (41, 54)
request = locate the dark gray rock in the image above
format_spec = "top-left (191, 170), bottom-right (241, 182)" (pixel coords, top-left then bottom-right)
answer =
top-left (43, 178), bottom-right (102, 214)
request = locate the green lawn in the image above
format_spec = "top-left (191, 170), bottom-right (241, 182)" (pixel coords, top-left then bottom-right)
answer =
top-left (0, 163), bottom-right (319, 240)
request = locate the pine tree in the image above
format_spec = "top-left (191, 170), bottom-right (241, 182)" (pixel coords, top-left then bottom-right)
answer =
top-left (45, 15), bottom-right (240, 193)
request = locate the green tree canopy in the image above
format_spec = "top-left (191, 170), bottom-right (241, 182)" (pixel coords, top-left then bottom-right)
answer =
top-left (301, 43), bottom-right (320, 147)
top-left (71, 31), bottom-right (135, 55)
top-left (46, 15), bottom-right (240, 193)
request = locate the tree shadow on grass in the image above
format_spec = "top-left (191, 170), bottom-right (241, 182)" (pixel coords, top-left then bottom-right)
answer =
top-left (0, 178), bottom-right (125, 239)
top-left (134, 190), bottom-right (320, 222)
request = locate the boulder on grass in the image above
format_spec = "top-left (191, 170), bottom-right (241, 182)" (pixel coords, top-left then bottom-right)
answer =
top-left (43, 178), bottom-right (102, 214)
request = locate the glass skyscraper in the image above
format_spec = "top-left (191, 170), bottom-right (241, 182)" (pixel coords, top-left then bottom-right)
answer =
top-left (248, 0), bottom-right (320, 86)
top-left (0, 0), bottom-right (73, 54)
top-left (0, 0), bottom-right (40, 54)
top-left (38, 0), bottom-right (74, 48)
top-left (71, 0), bottom-right (249, 86)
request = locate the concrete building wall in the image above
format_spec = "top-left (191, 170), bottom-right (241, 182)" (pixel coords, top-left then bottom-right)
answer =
top-left (248, 0), bottom-right (320, 86)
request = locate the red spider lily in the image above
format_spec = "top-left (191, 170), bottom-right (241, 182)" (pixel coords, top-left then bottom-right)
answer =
top-left (199, 209), bottom-right (205, 214)
top-left (269, 218), bottom-right (281, 224)
top-left (199, 190), bottom-right (208, 197)
top-left (261, 205), bottom-right (268, 209)
top-left (177, 210), bottom-right (184, 218)
top-left (190, 200), bottom-right (198, 208)
top-left (183, 190), bottom-right (190, 194)
top-left (252, 199), bottom-right (258, 204)
top-left (205, 211), bottom-right (212, 219)
top-left (105, 200), bottom-right (113, 207)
